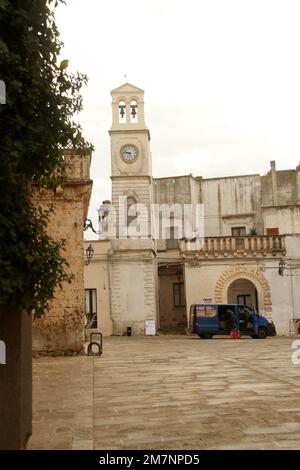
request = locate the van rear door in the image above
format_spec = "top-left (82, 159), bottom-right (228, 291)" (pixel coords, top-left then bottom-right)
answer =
top-left (194, 305), bottom-right (218, 334)
top-left (189, 305), bottom-right (196, 333)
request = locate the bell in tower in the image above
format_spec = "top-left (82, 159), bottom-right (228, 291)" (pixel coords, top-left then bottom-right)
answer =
top-left (130, 100), bottom-right (137, 122)
top-left (118, 101), bottom-right (126, 121)
top-left (110, 82), bottom-right (147, 131)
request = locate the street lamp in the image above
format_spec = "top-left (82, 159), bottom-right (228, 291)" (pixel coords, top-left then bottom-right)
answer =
top-left (83, 218), bottom-right (97, 233)
top-left (278, 258), bottom-right (286, 276)
top-left (85, 244), bottom-right (94, 266)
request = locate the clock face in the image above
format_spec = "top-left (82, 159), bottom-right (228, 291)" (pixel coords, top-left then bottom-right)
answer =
top-left (120, 145), bottom-right (138, 163)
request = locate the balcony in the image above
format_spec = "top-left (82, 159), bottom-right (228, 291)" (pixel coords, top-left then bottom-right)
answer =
top-left (179, 235), bottom-right (286, 259)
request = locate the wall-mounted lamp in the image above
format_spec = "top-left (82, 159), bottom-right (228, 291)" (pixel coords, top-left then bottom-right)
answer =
top-left (278, 258), bottom-right (286, 276)
top-left (85, 244), bottom-right (94, 266)
top-left (83, 218), bottom-right (97, 233)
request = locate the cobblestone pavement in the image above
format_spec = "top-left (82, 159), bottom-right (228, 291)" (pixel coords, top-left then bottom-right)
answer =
top-left (28, 336), bottom-right (300, 450)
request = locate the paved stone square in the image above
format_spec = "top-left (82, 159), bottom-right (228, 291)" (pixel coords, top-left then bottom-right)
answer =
top-left (28, 336), bottom-right (300, 450)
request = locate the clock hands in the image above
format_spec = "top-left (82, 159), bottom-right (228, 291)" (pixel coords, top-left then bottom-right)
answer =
top-left (121, 145), bottom-right (137, 162)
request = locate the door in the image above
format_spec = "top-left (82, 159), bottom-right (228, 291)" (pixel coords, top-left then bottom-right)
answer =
top-left (195, 305), bottom-right (219, 333)
top-left (252, 306), bottom-right (259, 334)
top-left (238, 305), bottom-right (256, 335)
top-left (189, 305), bottom-right (196, 333)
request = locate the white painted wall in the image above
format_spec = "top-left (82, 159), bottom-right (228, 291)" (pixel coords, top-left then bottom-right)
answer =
top-left (263, 207), bottom-right (300, 234)
top-left (200, 175), bottom-right (261, 236)
top-left (184, 260), bottom-right (295, 335)
top-left (264, 262), bottom-right (292, 335)
top-left (84, 241), bottom-right (113, 336)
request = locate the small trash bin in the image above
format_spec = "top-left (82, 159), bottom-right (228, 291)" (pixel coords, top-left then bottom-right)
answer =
top-left (127, 327), bottom-right (132, 336)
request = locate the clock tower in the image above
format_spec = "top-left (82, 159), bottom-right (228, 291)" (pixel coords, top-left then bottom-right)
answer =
top-left (108, 83), bottom-right (158, 335)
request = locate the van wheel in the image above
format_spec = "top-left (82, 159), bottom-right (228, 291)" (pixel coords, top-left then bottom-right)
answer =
top-left (257, 328), bottom-right (267, 339)
top-left (199, 334), bottom-right (213, 339)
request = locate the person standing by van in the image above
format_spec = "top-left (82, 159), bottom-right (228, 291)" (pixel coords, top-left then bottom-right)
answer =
top-left (224, 308), bottom-right (235, 334)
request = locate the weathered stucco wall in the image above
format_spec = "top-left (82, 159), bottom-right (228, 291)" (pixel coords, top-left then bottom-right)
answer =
top-left (263, 206), bottom-right (300, 234)
top-left (283, 235), bottom-right (300, 333)
top-left (154, 176), bottom-right (193, 206)
top-left (261, 162), bottom-right (300, 208)
top-left (200, 175), bottom-right (262, 237)
top-left (154, 162), bottom-right (300, 239)
top-left (109, 255), bottom-right (158, 335)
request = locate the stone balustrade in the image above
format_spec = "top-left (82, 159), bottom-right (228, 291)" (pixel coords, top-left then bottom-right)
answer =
top-left (180, 235), bottom-right (286, 258)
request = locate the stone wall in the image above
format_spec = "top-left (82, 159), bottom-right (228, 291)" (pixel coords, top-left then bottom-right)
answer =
top-left (32, 152), bottom-right (92, 353)
top-left (200, 174), bottom-right (263, 237)
top-left (154, 161), bottom-right (300, 238)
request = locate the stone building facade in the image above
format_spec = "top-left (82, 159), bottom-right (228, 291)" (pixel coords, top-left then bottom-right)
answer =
top-left (84, 83), bottom-right (300, 337)
top-left (33, 150), bottom-right (92, 352)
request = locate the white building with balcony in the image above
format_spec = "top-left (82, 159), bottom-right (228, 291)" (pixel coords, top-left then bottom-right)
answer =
top-left (84, 83), bottom-right (300, 337)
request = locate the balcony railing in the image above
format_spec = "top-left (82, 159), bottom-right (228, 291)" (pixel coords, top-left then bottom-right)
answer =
top-left (180, 235), bottom-right (286, 258)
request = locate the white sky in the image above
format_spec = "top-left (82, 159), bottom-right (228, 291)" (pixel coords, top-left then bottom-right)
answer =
top-left (55, 0), bottom-right (300, 238)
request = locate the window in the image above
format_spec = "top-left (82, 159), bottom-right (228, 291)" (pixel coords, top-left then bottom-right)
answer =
top-left (85, 289), bottom-right (97, 329)
top-left (173, 282), bottom-right (186, 307)
top-left (127, 196), bottom-right (137, 227)
top-left (266, 227), bottom-right (279, 236)
top-left (237, 294), bottom-right (251, 305)
top-left (231, 227), bottom-right (246, 236)
top-left (231, 226), bottom-right (246, 249)
top-left (195, 305), bottom-right (217, 317)
top-left (238, 305), bottom-right (253, 323)
top-left (166, 226), bottom-right (179, 249)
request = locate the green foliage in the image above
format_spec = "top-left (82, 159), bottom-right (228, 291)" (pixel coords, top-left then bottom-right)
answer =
top-left (0, 192), bottom-right (73, 317)
top-left (249, 227), bottom-right (258, 236)
top-left (0, 0), bottom-right (92, 316)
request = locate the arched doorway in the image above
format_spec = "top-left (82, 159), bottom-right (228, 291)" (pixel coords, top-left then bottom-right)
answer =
top-left (227, 278), bottom-right (258, 309)
top-left (214, 265), bottom-right (273, 320)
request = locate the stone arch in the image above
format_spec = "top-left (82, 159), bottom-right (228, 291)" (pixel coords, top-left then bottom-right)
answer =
top-left (122, 189), bottom-right (140, 202)
top-left (214, 265), bottom-right (272, 319)
top-left (126, 195), bottom-right (138, 227)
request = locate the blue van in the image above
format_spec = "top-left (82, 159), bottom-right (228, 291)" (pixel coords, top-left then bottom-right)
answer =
top-left (189, 303), bottom-right (276, 339)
